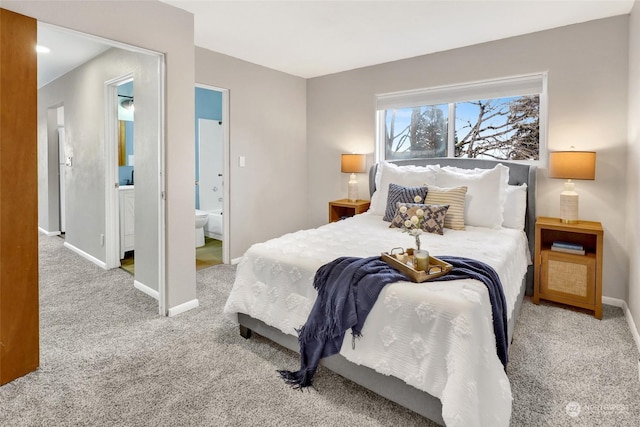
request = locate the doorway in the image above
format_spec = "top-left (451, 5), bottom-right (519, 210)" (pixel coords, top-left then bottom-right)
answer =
top-left (38, 23), bottom-right (166, 314)
top-left (111, 78), bottom-right (135, 275)
top-left (195, 85), bottom-right (230, 266)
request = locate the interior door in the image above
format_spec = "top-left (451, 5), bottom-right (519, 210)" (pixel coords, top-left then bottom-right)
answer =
top-left (198, 118), bottom-right (223, 212)
top-left (0, 8), bottom-right (39, 385)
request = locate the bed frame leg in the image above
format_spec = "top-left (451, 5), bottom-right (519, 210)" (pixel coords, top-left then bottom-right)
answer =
top-left (239, 325), bottom-right (252, 339)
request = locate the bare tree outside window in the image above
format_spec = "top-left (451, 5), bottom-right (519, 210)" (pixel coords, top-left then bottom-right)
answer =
top-left (383, 95), bottom-right (540, 161)
top-left (384, 105), bottom-right (448, 160)
top-left (455, 95), bottom-right (539, 160)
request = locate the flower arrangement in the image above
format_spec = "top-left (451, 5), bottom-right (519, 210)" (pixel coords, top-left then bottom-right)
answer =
top-left (400, 195), bottom-right (426, 250)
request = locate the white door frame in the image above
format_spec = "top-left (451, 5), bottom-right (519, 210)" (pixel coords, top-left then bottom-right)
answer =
top-left (195, 84), bottom-right (230, 264)
top-left (157, 57), bottom-right (167, 315)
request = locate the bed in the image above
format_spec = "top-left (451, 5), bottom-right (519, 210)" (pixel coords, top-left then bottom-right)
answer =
top-left (224, 158), bottom-right (536, 427)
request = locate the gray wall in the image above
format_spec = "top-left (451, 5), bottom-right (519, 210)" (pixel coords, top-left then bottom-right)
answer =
top-left (195, 47), bottom-right (307, 260)
top-left (307, 16), bottom-right (630, 301)
top-left (3, 0), bottom-right (196, 313)
top-left (627, 0), bottom-right (640, 340)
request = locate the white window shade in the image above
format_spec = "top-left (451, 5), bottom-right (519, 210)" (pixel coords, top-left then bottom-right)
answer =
top-left (376, 73), bottom-right (546, 110)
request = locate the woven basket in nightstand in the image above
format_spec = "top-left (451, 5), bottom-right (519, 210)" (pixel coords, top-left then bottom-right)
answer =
top-left (540, 250), bottom-right (596, 304)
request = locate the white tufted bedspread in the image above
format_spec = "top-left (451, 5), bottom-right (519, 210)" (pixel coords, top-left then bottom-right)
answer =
top-left (224, 212), bottom-right (530, 427)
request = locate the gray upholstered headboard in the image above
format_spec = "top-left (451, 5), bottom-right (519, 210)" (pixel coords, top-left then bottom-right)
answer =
top-left (369, 158), bottom-right (536, 295)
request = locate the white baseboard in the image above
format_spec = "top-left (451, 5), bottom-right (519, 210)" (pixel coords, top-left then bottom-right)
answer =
top-left (602, 296), bottom-right (624, 308)
top-left (167, 298), bottom-right (199, 317)
top-left (134, 280), bottom-right (159, 300)
top-left (603, 296), bottom-right (640, 354)
top-left (38, 227), bottom-right (61, 237)
top-left (63, 242), bottom-right (107, 269)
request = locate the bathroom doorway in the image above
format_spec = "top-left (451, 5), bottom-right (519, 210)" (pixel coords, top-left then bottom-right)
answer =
top-left (114, 78), bottom-right (135, 275)
top-left (195, 84), bottom-right (229, 266)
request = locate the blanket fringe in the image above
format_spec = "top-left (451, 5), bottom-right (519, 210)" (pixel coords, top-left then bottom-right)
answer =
top-left (277, 368), bottom-right (316, 390)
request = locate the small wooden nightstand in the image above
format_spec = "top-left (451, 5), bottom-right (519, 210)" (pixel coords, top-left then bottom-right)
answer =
top-left (533, 216), bottom-right (604, 319)
top-left (328, 199), bottom-right (370, 223)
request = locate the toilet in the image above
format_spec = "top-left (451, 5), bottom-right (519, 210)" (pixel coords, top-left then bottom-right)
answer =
top-left (195, 209), bottom-right (209, 247)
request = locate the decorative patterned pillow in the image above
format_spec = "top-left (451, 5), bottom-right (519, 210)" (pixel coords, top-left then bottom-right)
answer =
top-left (383, 183), bottom-right (429, 222)
top-left (370, 162), bottom-right (439, 216)
top-left (389, 202), bottom-right (450, 235)
top-left (424, 185), bottom-right (467, 230)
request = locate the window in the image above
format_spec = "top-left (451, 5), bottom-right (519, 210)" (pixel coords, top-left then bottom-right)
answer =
top-left (376, 73), bottom-right (547, 162)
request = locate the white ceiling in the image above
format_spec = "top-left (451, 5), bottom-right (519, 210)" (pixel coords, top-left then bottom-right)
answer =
top-left (37, 23), bottom-right (111, 88)
top-left (36, 0), bottom-right (635, 86)
top-left (162, 0), bottom-right (635, 78)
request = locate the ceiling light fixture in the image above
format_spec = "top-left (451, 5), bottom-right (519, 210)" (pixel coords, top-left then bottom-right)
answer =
top-left (35, 45), bottom-right (50, 53)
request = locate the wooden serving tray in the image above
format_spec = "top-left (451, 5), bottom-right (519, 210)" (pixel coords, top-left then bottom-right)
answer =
top-left (381, 251), bottom-right (453, 283)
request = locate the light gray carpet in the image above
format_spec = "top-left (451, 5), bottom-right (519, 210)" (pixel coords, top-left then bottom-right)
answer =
top-left (0, 234), bottom-right (639, 426)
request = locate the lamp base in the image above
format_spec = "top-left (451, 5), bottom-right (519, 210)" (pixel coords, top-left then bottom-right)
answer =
top-left (348, 173), bottom-right (358, 202)
top-left (560, 218), bottom-right (579, 225)
top-left (559, 182), bottom-right (579, 224)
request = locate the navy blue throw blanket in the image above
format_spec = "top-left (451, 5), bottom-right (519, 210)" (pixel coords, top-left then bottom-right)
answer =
top-left (278, 255), bottom-right (508, 389)
top-left (278, 256), bottom-right (406, 389)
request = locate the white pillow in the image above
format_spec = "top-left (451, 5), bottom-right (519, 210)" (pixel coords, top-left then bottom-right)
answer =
top-left (503, 183), bottom-right (527, 229)
top-left (441, 164), bottom-right (510, 187)
top-left (369, 161), bottom-right (440, 216)
top-left (436, 164), bottom-right (508, 229)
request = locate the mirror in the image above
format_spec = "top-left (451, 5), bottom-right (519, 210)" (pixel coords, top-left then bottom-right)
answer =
top-left (118, 120), bottom-right (134, 166)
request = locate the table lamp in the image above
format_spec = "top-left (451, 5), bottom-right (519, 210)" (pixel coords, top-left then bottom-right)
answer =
top-left (548, 150), bottom-right (596, 224)
top-left (341, 154), bottom-right (366, 202)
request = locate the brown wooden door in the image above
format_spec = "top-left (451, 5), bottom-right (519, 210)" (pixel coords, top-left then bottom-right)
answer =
top-left (0, 8), bottom-right (39, 385)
